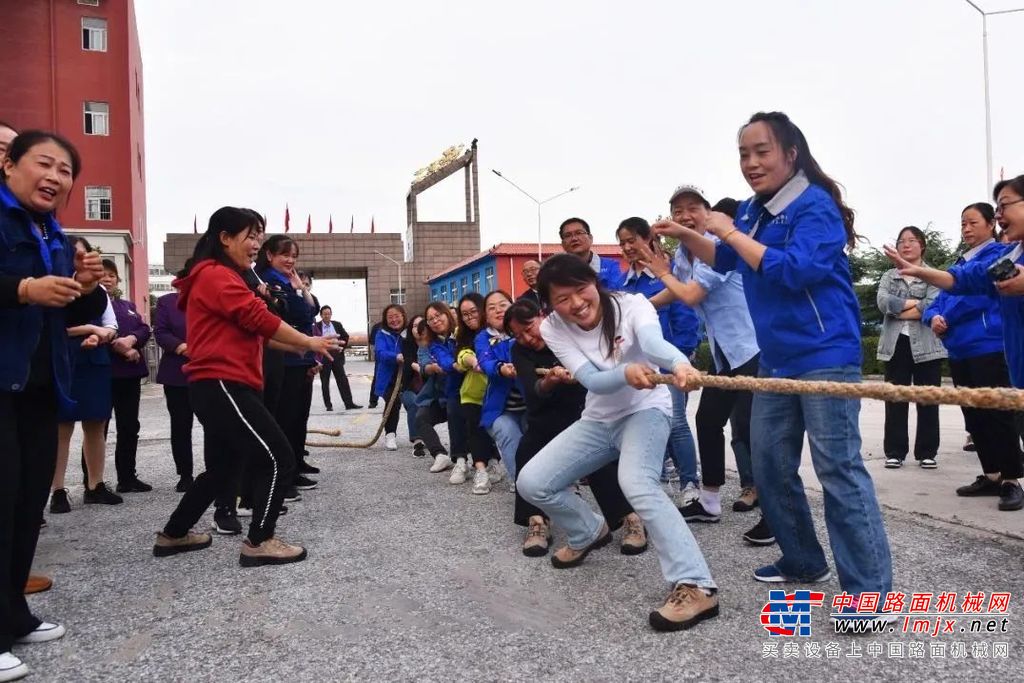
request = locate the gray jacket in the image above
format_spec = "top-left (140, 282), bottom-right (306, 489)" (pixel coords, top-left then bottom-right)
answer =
top-left (876, 268), bottom-right (948, 362)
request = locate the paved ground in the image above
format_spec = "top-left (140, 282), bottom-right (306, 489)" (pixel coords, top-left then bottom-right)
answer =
top-left (25, 361), bottom-right (1023, 681)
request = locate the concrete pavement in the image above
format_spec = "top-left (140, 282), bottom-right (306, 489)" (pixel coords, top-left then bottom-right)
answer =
top-left (26, 361), bottom-right (1023, 681)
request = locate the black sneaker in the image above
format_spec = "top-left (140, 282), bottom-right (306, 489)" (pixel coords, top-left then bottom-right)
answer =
top-left (413, 442), bottom-right (427, 458)
top-left (83, 482), bottom-right (123, 505)
top-left (325, 405), bottom-right (334, 412)
top-left (998, 481), bottom-right (1023, 511)
top-left (116, 478), bottom-right (153, 493)
top-left (283, 486), bottom-right (302, 503)
top-left (884, 457), bottom-right (903, 469)
top-left (956, 475), bottom-right (1002, 497)
top-left (175, 476), bottom-right (193, 493)
top-left (49, 488), bottom-right (71, 514)
top-left (345, 403), bottom-right (363, 410)
top-left (294, 474), bottom-right (318, 491)
top-left (298, 461), bottom-right (320, 475)
top-left (742, 516), bottom-right (776, 546)
top-left (368, 402), bottom-right (379, 409)
top-left (678, 500), bottom-right (720, 523)
top-left (213, 508), bottom-right (242, 535)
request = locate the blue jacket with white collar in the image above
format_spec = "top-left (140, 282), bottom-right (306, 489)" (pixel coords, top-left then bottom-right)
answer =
top-left (475, 328), bottom-right (525, 429)
top-left (0, 183), bottom-right (108, 409)
top-left (948, 241), bottom-right (1024, 388)
top-left (922, 240), bottom-right (1004, 361)
top-left (714, 171), bottom-right (862, 377)
top-left (618, 266), bottom-right (701, 356)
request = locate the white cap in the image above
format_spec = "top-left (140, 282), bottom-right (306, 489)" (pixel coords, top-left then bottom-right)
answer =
top-left (668, 184), bottom-right (710, 206)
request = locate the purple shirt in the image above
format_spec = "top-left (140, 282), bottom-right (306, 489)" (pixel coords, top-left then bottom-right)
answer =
top-left (110, 296), bottom-right (152, 379)
top-left (153, 292), bottom-right (188, 386)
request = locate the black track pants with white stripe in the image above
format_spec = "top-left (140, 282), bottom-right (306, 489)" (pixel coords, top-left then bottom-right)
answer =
top-left (164, 380), bottom-right (295, 545)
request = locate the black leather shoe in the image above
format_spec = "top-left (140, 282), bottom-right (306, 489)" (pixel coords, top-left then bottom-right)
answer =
top-left (325, 405), bottom-right (334, 412)
top-left (956, 475), bottom-right (1002, 497)
top-left (298, 461), bottom-right (320, 475)
top-left (998, 481), bottom-right (1023, 511)
top-left (345, 403), bottom-right (363, 410)
top-left (175, 476), bottom-right (194, 493)
top-left (116, 478), bottom-right (153, 493)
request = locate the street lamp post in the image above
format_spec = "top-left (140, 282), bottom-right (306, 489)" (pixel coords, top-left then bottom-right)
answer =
top-left (374, 251), bottom-right (403, 304)
top-left (491, 170), bottom-right (579, 260)
top-left (962, 0), bottom-right (1024, 191)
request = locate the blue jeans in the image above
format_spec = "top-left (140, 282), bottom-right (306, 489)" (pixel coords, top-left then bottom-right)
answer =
top-left (666, 386), bottom-right (699, 486)
top-left (518, 408), bottom-right (715, 589)
top-left (488, 411), bottom-right (527, 479)
top-left (751, 366), bottom-right (892, 596)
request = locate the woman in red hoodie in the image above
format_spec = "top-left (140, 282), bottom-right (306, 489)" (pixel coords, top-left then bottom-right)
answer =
top-left (153, 207), bottom-right (340, 567)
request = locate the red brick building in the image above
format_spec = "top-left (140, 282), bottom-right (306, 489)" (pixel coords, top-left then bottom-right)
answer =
top-left (0, 0), bottom-right (149, 309)
top-left (427, 243), bottom-right (627, 304)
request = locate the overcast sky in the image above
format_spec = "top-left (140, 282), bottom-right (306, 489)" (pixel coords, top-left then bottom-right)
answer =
top-left (137, 0), bottom-right (1024, 327)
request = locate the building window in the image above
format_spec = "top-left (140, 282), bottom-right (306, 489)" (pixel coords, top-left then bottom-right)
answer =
top-left (77, 0), bottom-right (100, 6)
top-left (85, 186), bottom-right (112, 221)
top-left (461, 276), bottom-right (468, 295)
top-left (390, 288), bottom-right (406, 305)
top-left (484, 266), bottom-right (495, 292)
top-left (471, 272), bottom-right (480, 292)
top-left (450, 279), bottom-right (457, 301)
top-left (82, 17), bottom-right (107, 51)
top-left (83, 101), bottom-right (109, 135)
top-left (440, 284), bottom-right (447, 302)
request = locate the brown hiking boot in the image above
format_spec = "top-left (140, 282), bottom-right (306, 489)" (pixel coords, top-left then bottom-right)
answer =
top-left (551, 523), bottom-right (611, 569)
top-left (24, 574), bottom-right (53, 595)
top-left (732, 486), bottom-right (759, 512)
top-left (522, 519), bottom-right (552, 557)
top-left (153, 531), bottom-right (212, 557)
top-left (620, 513), bottom-right (648, 555)
top-left (239, 537), bottom-right (308, 567)
top-left (649, 583), bottom-right (720, 632)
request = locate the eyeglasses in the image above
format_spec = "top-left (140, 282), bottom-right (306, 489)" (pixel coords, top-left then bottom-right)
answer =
top-left (426, 315), bottom-right (446, 324)
top-left (896, 239), bottom-right (921, 246)
top-left (996, 198), bottom-right (1024, 214)
top-left (460, 310), bottom-right (479, 318)
top-left (561, 230), bottom-right (590, 241)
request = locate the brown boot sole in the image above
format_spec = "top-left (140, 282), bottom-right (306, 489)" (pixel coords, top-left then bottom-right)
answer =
top-left (239, 547), bottom-right (308, 568)
top-left (551, 530), bottom-right (612, 569)
top-left (522, 536), bottom-right (552, 558)
top-left (24, 575), bottom-right (53, 594)
top-left (648, 602), bottom-right (720, 632)
top-left (153, 536), bottom-right (212, 558)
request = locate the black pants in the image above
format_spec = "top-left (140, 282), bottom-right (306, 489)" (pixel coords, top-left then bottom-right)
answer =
top-left (382, 378), bottom-right (402, 434)
top-left (368, 363), bottom-right (379, 406)
top-left (277, 365), bottom-right (314, 470)
top-left (164, 381), bottom-right (293, 544)
top-left (696, 353), bottom-right (758, 488)
top-left (883, 335), bottom-right (942, 460)
top-left (416, 403), bottom-right (448, 456)
top-left (262, 348), bottom-right (285, 416)
top-left (0, 387), bottom-right (57, 651)
top-left (110, 376), bottom-right (142, 483)
top-left (950, 353), bottom-right (1024, 480)
top-left (164, 385), bottom-right (194, 478)
top-left (513, 420), bottom-right (632, 528)
top-left (320, 354), bottom-right (354, 409)
top-left (462, 403), bottom-right (493, 465)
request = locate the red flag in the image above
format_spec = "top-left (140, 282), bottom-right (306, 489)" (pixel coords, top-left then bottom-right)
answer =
top-left (370, 216), bottom-right (376, 234)
top-left (329, 215), bottom-right (334, 233)
top-left (285, 204), bottom-right (291, 233)
top-left (350, 215), bottom-right (354, 233)
top-left (306, 215), bottom-right (312, 234)
top-left (193, 214), bottom-right (197, 234)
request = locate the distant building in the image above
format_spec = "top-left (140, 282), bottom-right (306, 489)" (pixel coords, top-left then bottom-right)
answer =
top-left (148, 264), bottom-right (174, 299)
top-left (0, 0), bottom-right (149, 312)
top-left (426, 243), bottom-right (627, 305)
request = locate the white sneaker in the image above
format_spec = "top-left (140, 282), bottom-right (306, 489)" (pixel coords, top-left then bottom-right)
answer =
top-left (486, 459), bottom-right (505, 484)
top-left (384, 433), bottom-right (398, 451)
top-left (0, 652), bottom-right (28, 682)
top-left (449, 458), bottom-right (468, 484)
top-left (681, 481), bottom-right (700, 506)
top-left (14, 622), bottom-right (65, 644)
top-left (472, 468), bottom-right (491, 495)
top-left (429, 454), bottom-right (453, 473)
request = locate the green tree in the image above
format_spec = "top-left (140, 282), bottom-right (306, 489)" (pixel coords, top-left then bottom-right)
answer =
top-left (848, 226), bottom-right (961, 335)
